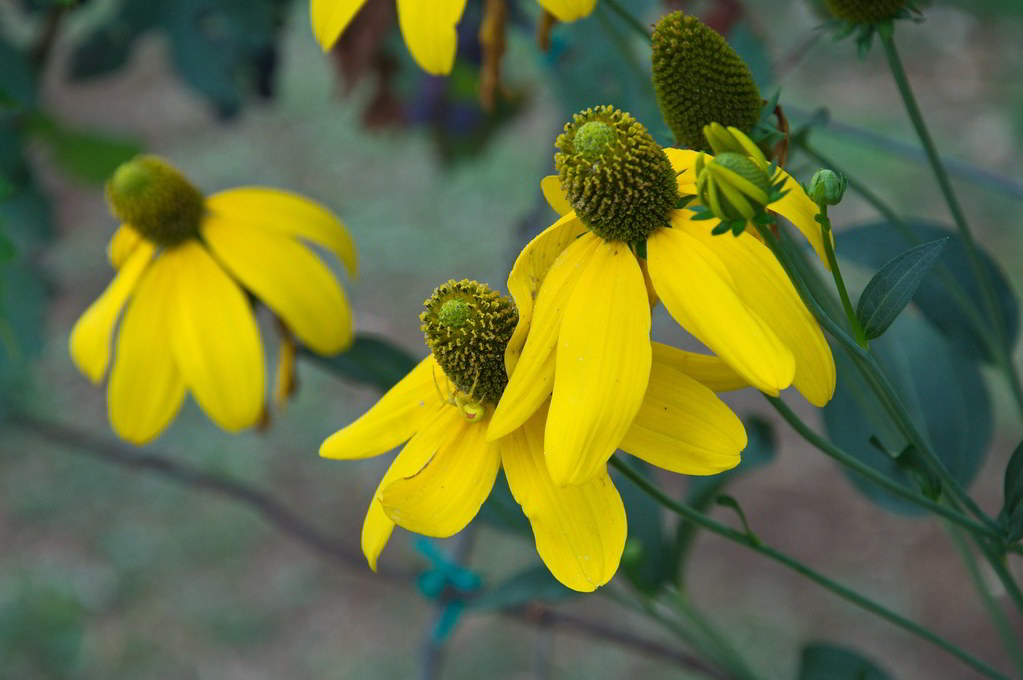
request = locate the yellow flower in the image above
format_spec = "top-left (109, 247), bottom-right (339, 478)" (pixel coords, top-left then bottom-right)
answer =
top-left (487, 109), bottom-right (835, 486)
top-left (320, 280), bottom-right (745, 592)
top-left (69, 156), bottom-right (356, 445)
top-left (310, 0), bottom-right (597, 75)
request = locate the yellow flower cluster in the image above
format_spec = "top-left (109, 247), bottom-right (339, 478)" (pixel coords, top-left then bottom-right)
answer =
top-left (69, 10), bottom-right (837, 593)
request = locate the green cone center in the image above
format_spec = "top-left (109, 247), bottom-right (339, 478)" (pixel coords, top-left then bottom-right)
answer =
top-left (106, 156), bottom-right (205, 247)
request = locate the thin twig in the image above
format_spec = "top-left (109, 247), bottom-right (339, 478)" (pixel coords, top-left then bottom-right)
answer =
top-left (10, 413), bottom-right (732, 677)
top-left (504, 604), bottom-right (737, 680)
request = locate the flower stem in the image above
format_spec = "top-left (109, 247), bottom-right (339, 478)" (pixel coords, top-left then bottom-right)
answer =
top-left (946, 522), bottom-right (1023, 677)
top-left (601, 0), bottom-right (651, 41)
top-left (608, 456), bottom-right (1009, 680)
top-left (817, 205), bottom-right (868, 348)
top-left (878, 33), bottom-right (1017, 410)
top-left (765, 396), bottom-right (1018, 551)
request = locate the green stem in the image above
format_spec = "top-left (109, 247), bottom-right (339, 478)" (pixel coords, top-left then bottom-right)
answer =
top-left (609, 457), bottom-right (1008, 680)
top-left (671, 592), bottom-right (764, 680)
top-left (817, 205), bottom-right (868, 348)
top-left (601, 0), bottom-right (651, 41)
top-left (765, 396), bottom-right (1018, 551)
top-left (946, 522), bottom-right (1023, 677)
top-left (879, 34), bottom-right (1016, 405)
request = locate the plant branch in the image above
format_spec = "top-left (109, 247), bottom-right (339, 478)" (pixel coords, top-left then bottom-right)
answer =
top-left (10, 413), bottom-right (731, 677)
top-left (609, 457), bottom-right (1009, 680)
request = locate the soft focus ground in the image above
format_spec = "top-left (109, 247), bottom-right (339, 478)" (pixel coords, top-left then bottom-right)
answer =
top-left (3, 1), bottom-right (1023, 678)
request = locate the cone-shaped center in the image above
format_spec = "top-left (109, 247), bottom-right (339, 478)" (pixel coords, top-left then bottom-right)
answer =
top-left (421, 280), bottom-right (518, 408)
top-left (574, 121), bottom-right (615, 162)
top-left (106, 156), bottom-right (205, 247)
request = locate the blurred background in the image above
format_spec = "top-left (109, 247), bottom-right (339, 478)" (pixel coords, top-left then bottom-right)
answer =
top-left (1, 0), bottom-right (1022, 678)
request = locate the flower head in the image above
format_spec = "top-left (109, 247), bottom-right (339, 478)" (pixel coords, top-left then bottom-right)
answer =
top-left (320, 279), bottom-right (746, 592)
top-left (651, 11), bottom-right (763, 151)
top-left (489, 108), bottom-right (836, 486)
top-left (311, 0), bottom-right (597, 75)
top-left (70, 156), bottom-right (356, 445)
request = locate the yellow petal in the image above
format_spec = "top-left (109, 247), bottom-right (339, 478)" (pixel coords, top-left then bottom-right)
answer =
top-left (206, 187), bottom-right (357, 277)
top-left (651, 342), bottom-right (747, 392)
top-left (361, 407), bottom-right (454, 571)
top-left (663, 147), bottom-right (701, 192)
top-left (166, 242), bottom-right (266, 432)
top-left (771, 168), bottom-right (832, 268)
top-left (395, 0), bottom-right (467, 75)
top-left (540, 175), bottom-right (573, 217)
top-left (489, 230), bottom-right (598, 441)
top-left (107, 256), bottom-right (186, 445)
top-left (310, 0), bottom-right (369, 51)
top-left (504, 213), bottom-right (588, 375)
top-left (679, 219), bottom-right (836, 406)
top-left (202, 213), bottom-right (352, 356)
top-left (621, 355), bottom-right (746, 475)
top-left (381, 412), bottom-right (500, 537)
top-left (536, 0), bottom-right (597, 22)
top-left (69, 240), bottom-right (156, 384)
top-left (320, 355), bottom-right (445, 460)
top-left (647, 219), bottom-right (795, 395)
top-left (107, 224), bottom-right (144, 269)
top-left (545, 239), bottom-right (652, 486)
top-left (500, 403), bottom-right (626, 592)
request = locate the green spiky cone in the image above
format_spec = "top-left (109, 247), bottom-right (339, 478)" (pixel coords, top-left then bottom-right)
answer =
top-left (421, 280), bottom-right (517, 405)
top-left (651, 11), bottom-right (762, 151)
top-left (555, 106), bottom-right (679, 243)
top-left (826, 0), bottom-right (909, 24)
top-left (106, 156), bottom-right (205, 246)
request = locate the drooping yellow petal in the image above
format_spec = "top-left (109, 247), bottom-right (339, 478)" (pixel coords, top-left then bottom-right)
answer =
top-left (545, 239), bottom-right (652, 486)
top-left (651, 342), bottom-right (748, 392)
top-left (166, 242), bottom-right (265, 433)
top-left (381, 413), bottom-right (500, 537)
top-left (500, 402), bottom-right (626, 592)
top-left (540, 175), bottom-right (573, 217)
top-left (647, 219), bottom-right (795, 395)
top-left (202, 213), bottom-right (352, 356)
top-left (320, 355), bottom-right (444, 460)
top-left (770, 168), bottom-right (832, 267)
top-left (536, 0), bottom-right (597, 22)
top-left (206, 187), bottom-right (357, 277)
top-left (395, 0), bottom-right (468, 75)
top-left (620, 356), bottom-right (746, 475)
top-left (489, 230), bottom-right (598, 441)
top-left (310, 0), bottom-right (369, 51)
top-left (69, 241), bottom-right (156, 384)
top-left (107, 224), bottom-right (144, 269)
top-left (679, 219), bottom-right (836, 406)
top-left (107, 255), bottom-right (186, 445)
top-left (504, 213), bottom-right (587, 375)
top-left (362, 406), bottom-right (455, 571)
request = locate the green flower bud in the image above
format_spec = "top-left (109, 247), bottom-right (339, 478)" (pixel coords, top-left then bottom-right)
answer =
top-left (555, 106), bottom-right (679, 243)
top-left (651, 11), bottom-right (762, 151)
top-left (421, 279), bottom-right (518, 407)
top-left (696, 152), bottom-right (773, 221)
top-left (826, 0), bottom-right (909, 24)
top-left (807, 169), bottom-right (847, 206)
top-left (106, 156), bottom-right (205, 247)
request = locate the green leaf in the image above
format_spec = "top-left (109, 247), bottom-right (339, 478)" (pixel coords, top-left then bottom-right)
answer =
top-left (822, 315), bottom-right (991, 515)
top-left (301, 334), bottom-right (419, 393)
top-left (29, 116), bottom-right (142, 184)
top-left (0, 38), bottom-right (36, 110)
top-left (855, 238), bottom-right (947, 340)
top-left (999, 442), bottom-right (1023, 543)
top-left (840, 221), bottom-right (1018, 363)
top-left (0, 230), bottom-right (13, 263)
top-left (613, 458), bottom-right (671, 594)
top-left (799, 643), bottom-right (893, 680)
top-left (465, 565), bottom-right (575, 612)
